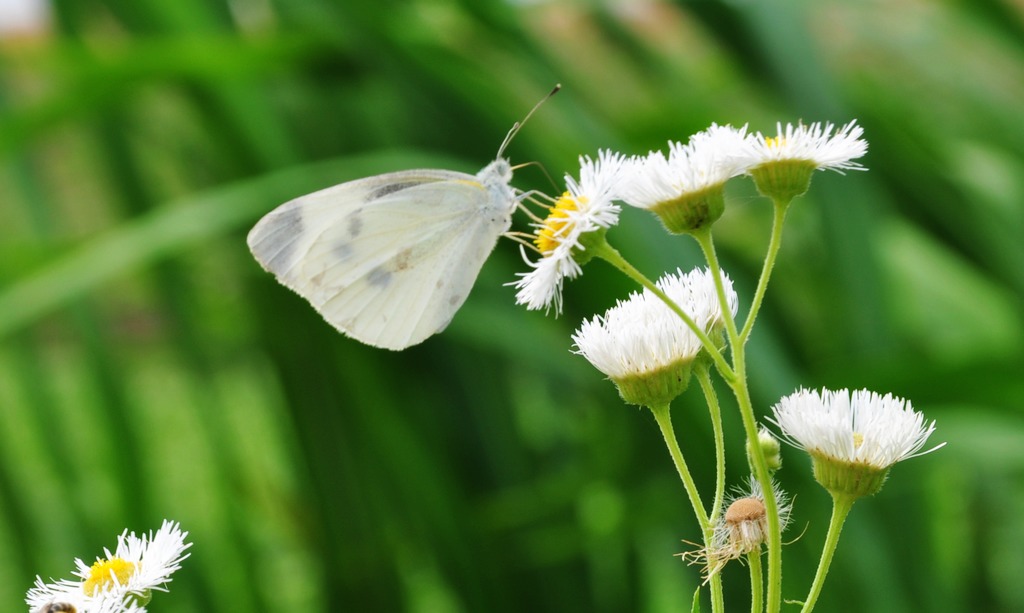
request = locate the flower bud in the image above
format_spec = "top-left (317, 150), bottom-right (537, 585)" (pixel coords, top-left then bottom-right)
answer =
top-left (747, 428), bottom-right (783, 472)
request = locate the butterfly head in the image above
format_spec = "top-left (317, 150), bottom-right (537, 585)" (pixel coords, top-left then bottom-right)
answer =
top-left (479, 158), bottom-right (513, 184)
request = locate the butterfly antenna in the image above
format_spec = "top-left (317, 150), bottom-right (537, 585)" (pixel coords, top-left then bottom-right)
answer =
top-left (497, 83), bottom-right (561, 158)
top-left (512, 160), bottom-right (559, 194)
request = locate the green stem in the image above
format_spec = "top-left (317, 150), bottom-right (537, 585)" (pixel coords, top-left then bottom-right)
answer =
top-left (695, 363), bottom-right (726, 526)
top-left (709, 572), bottom-right (725, 613)
top-left (801, 494), bottom-right (856, 613)
top-left (729, 358), bottom-right (782, 613)
top-left (592, 240), bottom-right (735, 381)
top-left (692, 228), bottom-right (783, 613)
top-left (648, 403), bottom-right (709, 530)
top-left (748, 550), bottom-right (764, 613)
top-left (647, 402), bottom-right (722, 613)
top-left (692, 363), bottom-right (727, 613)
top-left (739, 198), bottom-right (790, 344)
top-left (704, 364), bottom-right (729, 613)
top-left (688, 364), bottom-right (727, 613)
top-left (690, 227), bottom-right (740, 350)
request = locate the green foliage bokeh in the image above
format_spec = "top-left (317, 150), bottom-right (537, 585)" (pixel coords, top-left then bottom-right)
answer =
top-left (2, 0), bottom-right (1023, 611)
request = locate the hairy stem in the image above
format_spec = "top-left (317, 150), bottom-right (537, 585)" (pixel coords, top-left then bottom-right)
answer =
top-left (801, 494), bottom-right (856, 612)
top-left (739, 198), bottom-right (790, 344)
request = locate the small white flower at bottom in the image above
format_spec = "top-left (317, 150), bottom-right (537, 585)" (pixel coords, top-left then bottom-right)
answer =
top-left (512, 150), bottom-right (630, 313)
top-left (26, 520), bottom-right (191, 613)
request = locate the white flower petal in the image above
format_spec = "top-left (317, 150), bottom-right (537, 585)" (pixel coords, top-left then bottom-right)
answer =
top-left (738, 120), bottom-right (868, 173)
top-left (26, 521), bottom-right (190, 613)
top-left (512, 149), bottom-right (629, 313)
top-left (769, 388), bottom-right (944, 469)
top-left (620, 123), bottom-right (749, 209)
top-left (572, 267), bottom-right (737, 379)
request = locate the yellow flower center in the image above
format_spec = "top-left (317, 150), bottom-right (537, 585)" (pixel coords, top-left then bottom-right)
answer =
top-left (765, 136), bottom-right (785, 149)
top-left (534, 192), bottom-right (584, 255)
top-left (852, 432), bottom-right (864, 449)
top-left (83, 557), bottom-right (137, 596)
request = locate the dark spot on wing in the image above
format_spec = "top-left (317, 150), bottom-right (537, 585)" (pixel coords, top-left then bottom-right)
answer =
top-left (347, 213), bottom-right (363, 237)
top-left (393, 248), bottom-right (414, 272)
top-left (368, 181), bottom-right (420, 201)
top-left (367, 267), bottom-right (392, 287)
top-left (448, 294), bottom-right (462, 306)
top-left (333, 241), bottom-right (353, 261)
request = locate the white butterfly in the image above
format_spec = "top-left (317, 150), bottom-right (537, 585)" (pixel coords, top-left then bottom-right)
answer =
top-left (247, 87), bottom-right (558, 350)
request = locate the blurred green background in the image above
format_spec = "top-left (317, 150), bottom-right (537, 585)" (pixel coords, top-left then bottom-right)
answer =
top-left (2, 0), bottom-right (1023, 611)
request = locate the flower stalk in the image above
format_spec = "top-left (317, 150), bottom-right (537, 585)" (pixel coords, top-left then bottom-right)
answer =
top-left (648, 403), bottom-right (709, 530)
top-left (749, 549), bottom-right (764, 613)
top-left (691, 225), bottom-right (785, 613)
top-left (695, 363), bottom-right (726, 526)
top-left (739, 197), bottom-right (790, 343)
top-left (800, 494), bottom-right (856, 612)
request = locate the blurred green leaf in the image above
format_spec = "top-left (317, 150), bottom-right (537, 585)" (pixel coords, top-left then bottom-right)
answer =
top-left (2, 0), bottom-right (1022, 611)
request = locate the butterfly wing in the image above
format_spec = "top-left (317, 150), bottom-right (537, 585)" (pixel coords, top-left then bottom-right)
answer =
top-left (247, 169), bottom-right (513, 350)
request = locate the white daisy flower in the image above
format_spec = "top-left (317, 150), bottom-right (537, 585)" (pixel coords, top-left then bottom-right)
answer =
top-left (27, 520), bottom-right (191, 613)
top-left (572, 267), bottom-right (737, 406)
top-left (741, 120), bottom-right (868, 172)
top-left (769, 388), bottom-right (944, 498)
top-left (737, 120), bottom-right (868, 200)
top-left (621, 124), bottom-right (750, 208)
top-left (512, 149), bottom-right (630, 313)
top-left (691, 476), bottom-right (791, 579)
top-left (619, 124), bottom-right (749, 233)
